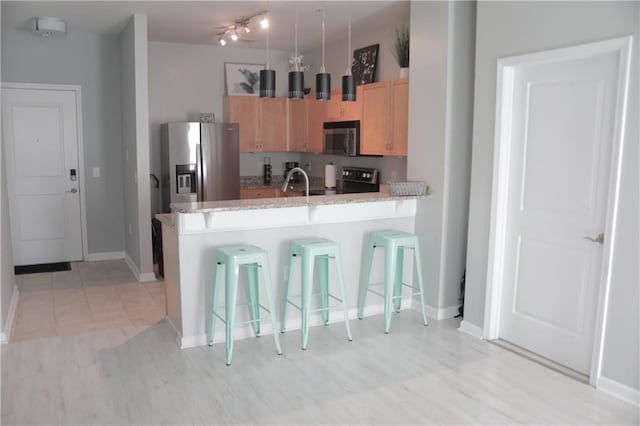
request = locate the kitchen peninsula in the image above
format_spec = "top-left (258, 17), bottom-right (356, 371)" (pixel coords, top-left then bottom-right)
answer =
top-left (157, 192), bottom-right (427, 348)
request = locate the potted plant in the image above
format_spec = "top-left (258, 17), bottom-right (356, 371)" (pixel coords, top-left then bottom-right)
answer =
top-left (393, 26), bottom-right (410, 78)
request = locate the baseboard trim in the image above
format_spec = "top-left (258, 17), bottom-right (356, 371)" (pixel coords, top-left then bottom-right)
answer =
top-left (457, 320), bottom-right (484, 339)
top-left (418, 302), bottom-right (460, 320)
top-left (1, 284), bottom-right (19, 344)
top-left (124, 253), bottom-right (156, 283)
top-left (85, 251), bottom-right (125, 261)
top-left (179, 300), bottom-right (411, 349)
top-left (597, 376), bottom-right (640, 407)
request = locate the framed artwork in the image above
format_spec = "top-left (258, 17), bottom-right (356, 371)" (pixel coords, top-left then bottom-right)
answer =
top-left (352, 44), bottom-right (379, 85)
top-left (225, 63), bottom-right (262, 96)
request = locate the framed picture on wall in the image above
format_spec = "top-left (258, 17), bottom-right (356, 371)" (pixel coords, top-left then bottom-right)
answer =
top-left (224, 63), bottom-right (263, 96)
top-left (352, 44), bottom-right (379, 85)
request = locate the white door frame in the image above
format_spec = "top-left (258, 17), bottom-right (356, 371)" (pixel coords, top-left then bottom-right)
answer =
top-left (483, 36), bottom-right (632, 387)
top-left (2, 82), bottom-right (89, 262)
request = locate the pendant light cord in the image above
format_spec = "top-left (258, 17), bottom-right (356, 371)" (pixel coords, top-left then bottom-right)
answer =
top-left (265, 9), bottom-right (270, 69)
top-left (346, 16), bottom-right (352, 76)
top-left (321, 10), bottom-right (326, 73)
top-left (294, 10), bottom-right (299, 71)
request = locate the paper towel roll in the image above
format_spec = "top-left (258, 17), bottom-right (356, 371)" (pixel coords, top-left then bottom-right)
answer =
top-left (324, 164), bottom-right (337, 188)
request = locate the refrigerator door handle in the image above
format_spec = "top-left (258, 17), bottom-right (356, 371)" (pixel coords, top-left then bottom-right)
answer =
top-left (196, 143), bottom-right (204, 202)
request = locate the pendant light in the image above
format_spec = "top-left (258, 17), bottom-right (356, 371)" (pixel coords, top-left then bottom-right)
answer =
top-left (288, 10), bottom-right (304, 99)
top-left (315, 9), bottom-right (331, 100)
top-left (259, 9), bottom-right (275, 98)
top-left (342, 15), bottom-right (356, 101)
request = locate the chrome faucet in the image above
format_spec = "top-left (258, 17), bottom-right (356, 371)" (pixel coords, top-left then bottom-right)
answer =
top-left (282, 167), bottom-right (309, 203)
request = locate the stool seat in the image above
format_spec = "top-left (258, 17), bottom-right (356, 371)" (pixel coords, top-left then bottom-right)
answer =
top-left (209, 244), bottom-right (282, 365)
top-left (282, 237), bottom-right (353, 349)
top-left (359, 230), bottom-right (428, 333)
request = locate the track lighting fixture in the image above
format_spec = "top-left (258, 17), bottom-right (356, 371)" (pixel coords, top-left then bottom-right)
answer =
top-left (288, 11), bottom-right (304, 99)
top-left (342, 16), bottom-right (356, 102)
top-left (260, 9), bottom-right (275, 98)
top-left (316, 9), bottom-right (330, 101)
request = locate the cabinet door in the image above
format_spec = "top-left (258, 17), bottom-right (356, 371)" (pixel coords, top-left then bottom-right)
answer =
top-left (307, 98), bottom-right (327, 153)
top-left (259, 98), bottom-right (286, 151)
top-left (287, 98), bottom-right (307, 152)
top-left (225, 97), bottom-right (258, 152)
top-left (389, 79), bottom-right (408, 156)
top-left (240, 188), bottom-right (279, 199)
top-left (325, 88), bottom-right (362, 122)
top-left (341, 86), bottom-right (363, 120)
top-left (360, 81), bottom-right (390, 155)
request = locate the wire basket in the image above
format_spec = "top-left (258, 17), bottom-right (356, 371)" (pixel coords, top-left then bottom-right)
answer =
top-left (388, 181), bottom-right (429, 196)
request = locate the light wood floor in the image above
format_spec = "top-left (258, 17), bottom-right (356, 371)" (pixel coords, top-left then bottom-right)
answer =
top-left (2, 310), bottom-right (636, 425)
top-left (12, 261), bottom-right (166, 341)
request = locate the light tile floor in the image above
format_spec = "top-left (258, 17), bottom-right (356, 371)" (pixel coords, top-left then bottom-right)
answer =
top-left (12, 260), bottom-right (166, 341)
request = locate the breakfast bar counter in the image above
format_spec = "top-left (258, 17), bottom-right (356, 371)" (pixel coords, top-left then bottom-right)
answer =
top-left (158, 193), bottom-right (427, 348)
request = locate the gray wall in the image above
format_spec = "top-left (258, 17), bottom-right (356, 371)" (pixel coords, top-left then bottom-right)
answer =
top-left (298, 2), bottom-right (410, 184)
top-left (406, 1), bottom-right (476, 314)
top-left (1, 26), bottom-right (125, 256)
top-left (464, 1), bottom-right (639, 390)
top-left (147, 41), bottom-right (299, 210)
top-left (120, 15), bottom-right (153, 278)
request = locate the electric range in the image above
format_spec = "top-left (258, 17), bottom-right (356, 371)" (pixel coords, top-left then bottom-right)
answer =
top-left (309, 166), bottom-right (380, 195)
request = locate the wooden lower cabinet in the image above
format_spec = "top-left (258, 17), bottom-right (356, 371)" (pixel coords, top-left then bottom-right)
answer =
top-left (239, 188), bottom-right (279, 199)
top-left (240, 187), bottom-right (305, 199)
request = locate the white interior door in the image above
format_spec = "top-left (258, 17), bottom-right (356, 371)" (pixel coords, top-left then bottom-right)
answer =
top-left (498, 47), bottom-right (623, 375)
top-left (2, 87), bottom-right (83, 265)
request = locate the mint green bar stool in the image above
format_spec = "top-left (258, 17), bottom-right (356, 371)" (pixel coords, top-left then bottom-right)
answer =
top-left (209, 244), bottom-right (282, 365)
top-left (281, 237), bottom-right (353, 350)
top-left (358, 230), bottom-right (428, 333)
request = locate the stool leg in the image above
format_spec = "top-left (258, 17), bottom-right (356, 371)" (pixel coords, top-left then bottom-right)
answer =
top-left (301, 251), bottom-right (314, 350)
top-left (394, 247), bottom-right (405, 313)
top-left (247, 264), bottom-right (261, 336)
top-left (318, 255), bottom-right (330, 325)
top-left (334, 248), bottom-right (353, 342)
top-left (225, 261), bottom-right (240, 365)
top-left (413, 243), bottom-right (429, 326)
top-left (281, 252), bottom-right (296, 333)
top-left (358, 240), bottom-right (376, 320)
top-left (383, 243), bottom-right (398, 333)
top-left (259, 258), bottom-right (282, 355)
top-left (209, 262), bottom-right (224, 346)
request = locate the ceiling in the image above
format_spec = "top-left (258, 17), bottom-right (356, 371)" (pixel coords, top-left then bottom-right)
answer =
top-left (1, 1), bottom-right (409, 51)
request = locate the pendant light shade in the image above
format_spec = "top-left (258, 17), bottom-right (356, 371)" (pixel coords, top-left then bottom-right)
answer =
top-left (260, 69), bottom-right (275, 98)
top-left (288, 14), bottom-right (304, 99)
top-left (316, 9), bottom-right (331, 101)
top-left (288, 71), bottom-right (304, 99)
top-left (342, 16), bottom-right (356, 102)
top-left (260, 10), bottom-right (275, 98)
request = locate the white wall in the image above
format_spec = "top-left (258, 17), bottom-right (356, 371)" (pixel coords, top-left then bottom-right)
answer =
top-left (464, 1), bottom-right (639, 392)
top-left (1, 140), bottom-right (17, 341)
top-left (1, 27), bottom-right (125, 256)
top-left (120, 15), bottom-right (153, 280)
top-left (406, 1), bottom-right (476, 316)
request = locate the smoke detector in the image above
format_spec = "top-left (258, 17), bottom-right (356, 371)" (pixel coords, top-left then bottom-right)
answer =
top-left (33, 17), bottom-right (67, 37)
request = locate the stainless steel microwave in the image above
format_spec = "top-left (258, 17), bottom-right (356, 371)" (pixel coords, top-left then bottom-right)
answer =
top-left (323, 121), bottom-right (360, 156)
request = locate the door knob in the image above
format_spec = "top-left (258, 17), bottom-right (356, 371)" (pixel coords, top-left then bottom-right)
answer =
top-left (584, 233), bottom-right (604, 244)
top-left (66, 188), bottom-right (78, 194)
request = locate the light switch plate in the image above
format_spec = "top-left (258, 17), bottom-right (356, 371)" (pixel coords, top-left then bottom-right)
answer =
top-left (93, 167), bottom-right (100, 177)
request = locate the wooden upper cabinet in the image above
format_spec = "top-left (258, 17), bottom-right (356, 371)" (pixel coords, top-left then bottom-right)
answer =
top-left (224, 97), bottom-right (258, 152)
top-left (325, 88), bottom-right (362, 122)
top-left (259, 98), bottom-right (286, 152)
top-left (389, 79), bottom-right (408, 156)
top-left (286, 98), bottom-right (308, 152)
top-left (360, 81), bottom-right (391, 155)
top-left (306, 98), bottom-right (327, 153)
top-left (360, 79), bottom-right (408, 156)
top-left (224, 97), bottom-right (286, 152)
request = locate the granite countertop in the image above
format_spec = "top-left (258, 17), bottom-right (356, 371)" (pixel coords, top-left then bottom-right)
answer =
top-left (240, 175), bottom-right (324, 190)
top-left (170, 192), bottom-right (426, 213)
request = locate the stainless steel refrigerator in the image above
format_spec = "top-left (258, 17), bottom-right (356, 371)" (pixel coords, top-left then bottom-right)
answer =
top-left (160, 122), bottom-right (239, 212)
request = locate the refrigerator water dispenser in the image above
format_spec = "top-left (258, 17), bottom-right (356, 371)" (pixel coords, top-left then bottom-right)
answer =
top-left (175, 164), bottom-right (196, 194)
